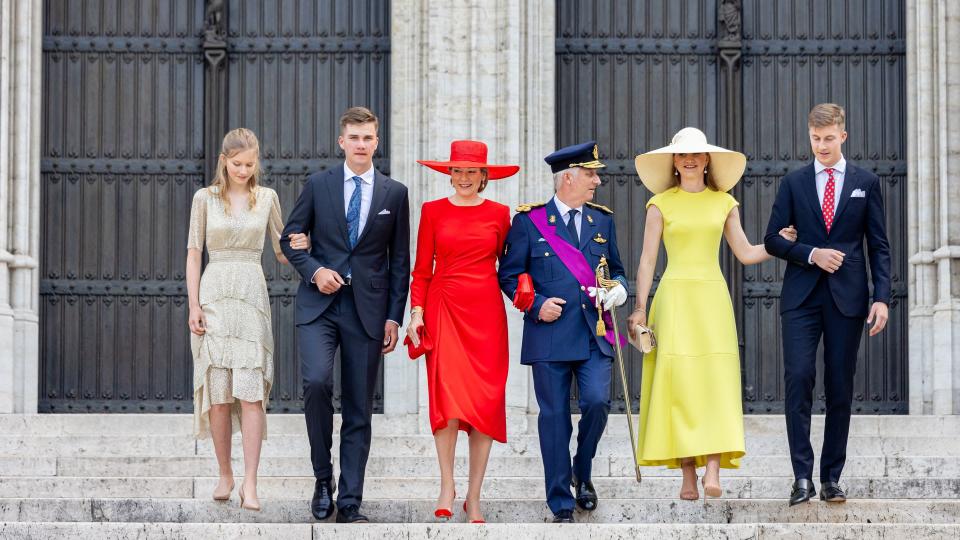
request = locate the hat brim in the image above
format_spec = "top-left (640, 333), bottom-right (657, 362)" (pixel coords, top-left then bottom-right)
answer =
top-left (634, 143), bottom-right (746, 194)
top-left (417, 160), bottom-right (519, 180)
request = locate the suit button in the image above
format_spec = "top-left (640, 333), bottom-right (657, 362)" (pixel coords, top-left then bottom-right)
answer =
top-left (580, 286), bottom-right (586, 291)
top-left (582, 303), bottom-right (587, 309)
top-left (545, 252), bottom-right (550, 257)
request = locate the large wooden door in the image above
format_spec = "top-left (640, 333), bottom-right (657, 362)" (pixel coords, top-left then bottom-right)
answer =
top-left (556, 0), bottom-right (907, 414)
top-left (39, 0), bottom-right (391, 413)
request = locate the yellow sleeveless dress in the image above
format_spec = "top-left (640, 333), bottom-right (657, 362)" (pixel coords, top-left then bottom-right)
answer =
top-left (636, 187), bottom-right (745, 469)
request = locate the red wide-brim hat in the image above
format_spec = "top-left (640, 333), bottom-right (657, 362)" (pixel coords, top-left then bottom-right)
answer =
top-left (417, 140), bottom-right (520, 180)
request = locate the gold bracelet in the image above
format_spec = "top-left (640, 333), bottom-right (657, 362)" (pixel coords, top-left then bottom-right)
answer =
top-left (410, 306), bottom-right (424, 316)
top-left (632, 307), bottom-right (647, 314)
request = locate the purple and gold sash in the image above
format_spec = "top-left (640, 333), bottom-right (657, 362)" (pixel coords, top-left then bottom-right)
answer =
top-left (528, 206), bottom-right (625, 346)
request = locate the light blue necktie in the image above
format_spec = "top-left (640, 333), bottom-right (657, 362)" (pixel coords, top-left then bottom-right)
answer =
top-left (346, 176), bottom-right (362, 248)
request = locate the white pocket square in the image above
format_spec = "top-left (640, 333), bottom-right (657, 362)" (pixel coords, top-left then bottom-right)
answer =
top-left (377, 208), bottom-right (391, 215)
top-left (851, 189), bottom-right (866, 198)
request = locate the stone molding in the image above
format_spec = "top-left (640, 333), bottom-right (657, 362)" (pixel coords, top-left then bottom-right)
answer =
top-left (0, 0), bottom-right (41, 413)
top-left (906, 0), bottom-right (960, 414)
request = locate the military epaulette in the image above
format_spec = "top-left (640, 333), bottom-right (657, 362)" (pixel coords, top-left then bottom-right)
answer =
top-left (515, 202), bottom-right (546, 213)
top-left (585, 201), bottom-right (613, 215)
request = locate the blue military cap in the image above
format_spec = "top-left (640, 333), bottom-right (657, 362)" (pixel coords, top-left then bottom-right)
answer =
top-left (544, 140), bottom-right (606, 173)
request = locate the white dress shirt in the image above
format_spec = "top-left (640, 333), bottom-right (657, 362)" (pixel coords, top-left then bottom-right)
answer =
top-left (552, 195), bottom-right (583, 239)
top-left (808, 155), bottom-right (846, 263)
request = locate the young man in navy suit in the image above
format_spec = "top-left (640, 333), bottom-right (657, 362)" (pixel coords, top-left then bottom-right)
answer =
top-left (281, 107), bottom-right (410, 523)
top-left (764, 103), bottom-right (891, 506)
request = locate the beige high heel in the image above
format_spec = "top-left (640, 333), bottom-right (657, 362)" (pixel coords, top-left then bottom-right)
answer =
top-left (212, 478), bottom-right (234, 501)
top-left (239, 484), bottom-right (261, 512)
top-left (702, 476), bottom-right (722, 498)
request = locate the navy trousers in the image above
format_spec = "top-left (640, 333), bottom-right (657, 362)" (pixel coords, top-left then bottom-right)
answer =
top-left (782, 276), bottom-right (865, 483)
top-left (531, 340), bottom-right (612, 514)
top-left (298, 285), bottom-right (382, 509)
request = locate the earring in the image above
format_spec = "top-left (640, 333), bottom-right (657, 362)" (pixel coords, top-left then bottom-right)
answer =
top-left (674, 170), bottom-right (679, 176)
top-left (704, 167), bottom-right (708, 174)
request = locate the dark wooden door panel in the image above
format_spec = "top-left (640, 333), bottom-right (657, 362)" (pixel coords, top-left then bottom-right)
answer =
top-left (40, 0), bottom-right (390, 413)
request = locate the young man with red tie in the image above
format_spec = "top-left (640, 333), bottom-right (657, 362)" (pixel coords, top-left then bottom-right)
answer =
top-left (764, 103), bottom-right (892, 506)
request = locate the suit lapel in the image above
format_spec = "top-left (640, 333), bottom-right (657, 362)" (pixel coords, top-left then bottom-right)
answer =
top-left (355, 170), bottom-right (389, 246)
top-left (830, 164), bottom-right (858, 227)
top-left (802, 163), bottom-right (827, 231)
top-left (325, 168), bottom-right (351, 247)
top-left (579, 207), bottom-right (597, 251)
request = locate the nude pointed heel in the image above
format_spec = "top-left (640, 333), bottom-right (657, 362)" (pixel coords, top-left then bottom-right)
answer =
top-left (702, 476), bottom-right (722, 498)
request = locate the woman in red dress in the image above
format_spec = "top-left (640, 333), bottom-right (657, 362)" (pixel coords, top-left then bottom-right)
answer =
top-left (406, 140), bottom-right (517, 523)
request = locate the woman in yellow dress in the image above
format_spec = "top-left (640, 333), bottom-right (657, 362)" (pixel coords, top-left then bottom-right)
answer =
top-left (627, 128), bottom-right (796, 500)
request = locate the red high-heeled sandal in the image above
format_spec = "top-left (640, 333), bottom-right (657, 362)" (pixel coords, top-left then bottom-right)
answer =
top-left (434, 490), bottom-right (455, 521)
top-left (463, 500), bottom-right (485, 524)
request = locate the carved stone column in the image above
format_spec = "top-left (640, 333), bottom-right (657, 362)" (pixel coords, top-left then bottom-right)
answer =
top-left (0, 0), bottom-right (42, 413)
top-left (906, 0), bottom-right (960, 414)
top-left (387, 0), bottom-right (555, 426)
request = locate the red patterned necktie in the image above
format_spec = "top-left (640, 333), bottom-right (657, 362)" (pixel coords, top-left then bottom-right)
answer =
top-left (822, 168), bottom-right (836, 233)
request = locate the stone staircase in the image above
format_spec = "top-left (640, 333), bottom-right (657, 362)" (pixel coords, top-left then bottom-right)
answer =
top-left (1, 414), bottom-right (958, 539)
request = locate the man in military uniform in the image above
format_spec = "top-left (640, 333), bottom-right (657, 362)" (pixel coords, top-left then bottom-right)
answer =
top-left (499, 141), bottom-right (629, 523)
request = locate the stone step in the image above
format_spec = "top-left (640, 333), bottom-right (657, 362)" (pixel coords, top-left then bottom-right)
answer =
top-left (2, 475), bottom-right (957, 500)
top-left (29, 455), bottom-right (959, 478)
top-left (2, 433), bottom-right (957, 457)
top-left (0, 414), bottom-right (954, 437)
top-left (3, 498), bottom-right (960, 524)
top-left (2, 522), bottom-right (960, 540)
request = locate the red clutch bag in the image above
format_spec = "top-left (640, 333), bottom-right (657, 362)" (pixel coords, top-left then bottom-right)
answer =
top-left (513, 273), bottom-right (535, 312)
top-left (402, 326), bottom-right (433, 360)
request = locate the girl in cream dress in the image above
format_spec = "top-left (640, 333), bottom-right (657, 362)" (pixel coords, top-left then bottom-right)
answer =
top-left (186, 128), bottom-right (287, 511)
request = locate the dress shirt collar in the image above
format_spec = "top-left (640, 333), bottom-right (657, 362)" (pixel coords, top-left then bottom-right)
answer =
top-left (344, 162), bottom-right (375, 185)
top-left (814, 155), bottom-right (846, 176)
top-left (552, 195), bottom-right (583, 218)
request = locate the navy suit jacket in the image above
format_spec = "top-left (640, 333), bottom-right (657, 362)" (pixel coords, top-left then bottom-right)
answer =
top-left (280, 166), bottom-right (410, 339)
top-left (498, 198), bottom-right (628, 364)
top-left (763, 162), bottom-right (891, 318)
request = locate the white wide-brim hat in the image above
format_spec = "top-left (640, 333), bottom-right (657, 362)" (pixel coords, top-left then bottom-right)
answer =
top-left (634, 127), bottom-right (746, 194)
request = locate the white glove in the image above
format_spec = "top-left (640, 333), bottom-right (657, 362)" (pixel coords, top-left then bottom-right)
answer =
top-left (603, 283), bottom-right (628, 310)
top-left (588, 284), bottom-right (628, 311)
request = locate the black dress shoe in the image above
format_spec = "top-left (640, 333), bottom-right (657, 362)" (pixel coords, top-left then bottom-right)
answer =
top-left (311, 478), bottom-right (335, 520)
top-left (820, 482), bottom-right (846, 503)
top-left (552, 509), bottom-right (575, 523)
top-left (789, 478), bottom-right (816, 507)
top-left (336, 504), bottom-right (369, 523)
top-left (571, 476), bottom-right (598, 511)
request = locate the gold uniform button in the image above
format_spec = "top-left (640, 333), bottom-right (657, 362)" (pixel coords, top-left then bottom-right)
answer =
top-left (544, 252), bottom-right (550, 257)
top-left (580, 286), bottom-right (586, 291)
top-left (581, 303), bottom-right (587, 309)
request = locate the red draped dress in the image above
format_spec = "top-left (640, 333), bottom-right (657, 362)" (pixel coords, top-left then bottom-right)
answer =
top-left (410, 198), bottom-right (512, 442)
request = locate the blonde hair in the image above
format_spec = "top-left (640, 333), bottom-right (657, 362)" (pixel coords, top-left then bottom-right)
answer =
top-left (211, 128), bottom-right (261, 213)
top-left (808, 103), bottom-right (846, 129)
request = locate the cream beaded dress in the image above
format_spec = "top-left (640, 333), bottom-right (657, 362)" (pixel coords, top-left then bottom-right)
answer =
top-left (187, 186), bottom-right (283, 439)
